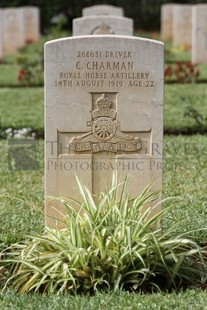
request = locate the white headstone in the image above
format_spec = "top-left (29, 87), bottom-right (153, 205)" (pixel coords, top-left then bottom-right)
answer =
top-left (73, 16), bottom-right (133, 36)
top-left (192, 4), bottom-right (207, 64)
top-left (23, 6), bottom-right (40, 43)
top-left (45, 35), bottom-right (164, 227)
top-left (173, 4), bottom-right (193, 49)
top-left (2, 8), bottom-right (25, 55)
top-left (82, 5), bottom-right (124, 17)
top-left (161, 4), bottom-right (174, 41)
top-left (0, 9), bottom-right (3, 58)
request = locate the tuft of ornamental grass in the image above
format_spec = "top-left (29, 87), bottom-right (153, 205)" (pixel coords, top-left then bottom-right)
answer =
top-left (0, 175), bottom-right (206, 294)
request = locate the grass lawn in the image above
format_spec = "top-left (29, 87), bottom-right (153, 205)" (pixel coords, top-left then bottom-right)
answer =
top-left (0, 64), bottom-right (22, 87)
top-left (0, 135), bottom-right (206, 245)
top-left (0, 139), bottom-right (44, 244)
top-left (0, 87), bottom-right (43, 131)
top-left (0, 84), bottom-right (206, 134)
top-left (1, 289), bottom-right (207, 310)
top-left (164, 83), bottom-right (207, 132)
top-left (0, 33), bottom-right (206, 135)
top-left (0, 32), bottom-right (207, 308)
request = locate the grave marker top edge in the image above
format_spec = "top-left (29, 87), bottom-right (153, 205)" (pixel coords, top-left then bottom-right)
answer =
top-left (73, 16), bottom-right (133, 22)
top-left (44, 35), bottom-right (164, 48)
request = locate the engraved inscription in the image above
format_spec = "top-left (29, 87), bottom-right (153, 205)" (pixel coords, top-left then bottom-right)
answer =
top-left (77, 51), bottom-right (132, 58)
top-left (69, 93), bottom-right (142, 153)
top-left (76, 61), bottom-right (134, 70)
top-left (54, 50), bottom-right (156, 89)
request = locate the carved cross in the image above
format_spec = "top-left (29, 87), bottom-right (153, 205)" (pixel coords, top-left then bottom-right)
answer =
top-left (58, 93), bottom-right (150, 195)
top-left (69, 93), bottom-right (141, 154)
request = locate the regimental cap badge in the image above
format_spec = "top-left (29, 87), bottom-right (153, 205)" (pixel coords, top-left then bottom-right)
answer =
top-left (91, 93), bottom-right (117, 120)
top-left (69, 92), bottom-right (142, 153)
top-left (96, 93), bottom-right (112, 109)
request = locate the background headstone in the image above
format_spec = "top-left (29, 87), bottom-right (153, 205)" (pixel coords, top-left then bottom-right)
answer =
top-left (173, 4), bottom-right (192, 49)
top-left (161, 3), bottom-right (174, 41)
top-left (23, 6), bottom-right (40, 43)
top-left (192, 4), bottom-right (207, 64)
top-left (2, 8), bottom-right (25, 55)
top-left (82, 5), bottom-right (124, 17)
top-left (73, 16), bottom-right (133, 36)
top-left (0, 9), bottom-right (3, 58)
top-left (45, 35), bottom-right (164, 227)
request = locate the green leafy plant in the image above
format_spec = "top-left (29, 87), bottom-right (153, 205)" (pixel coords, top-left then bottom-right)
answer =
top-left (184, 107), bottom-right (207, 129)
top-left (182, 92), bottom-right (207, 131)
top-left (47, 14), bottom-right (69, 39)
top-left (16, 52), bottom-right (43, 86)
top-left (0, 176), bottom-right (206, 294)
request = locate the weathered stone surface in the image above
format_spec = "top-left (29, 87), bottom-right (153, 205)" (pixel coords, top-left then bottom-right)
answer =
top-left (2, 8), bottom-right (25, 55)
top-left (73, 16), bottom-right (133, 36)
top-left (82, 5), bottom-right (124, 17)
top-left (45, 35), bottom-right (164, 227)
top-left (23, 6), bottom-right (40, 43)
top-left (173, 4), bottom-right (192, 48)
top-left (161, 4), bottom-right (174, 41)
top-left (192, 4), bottom-right (207, 64)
